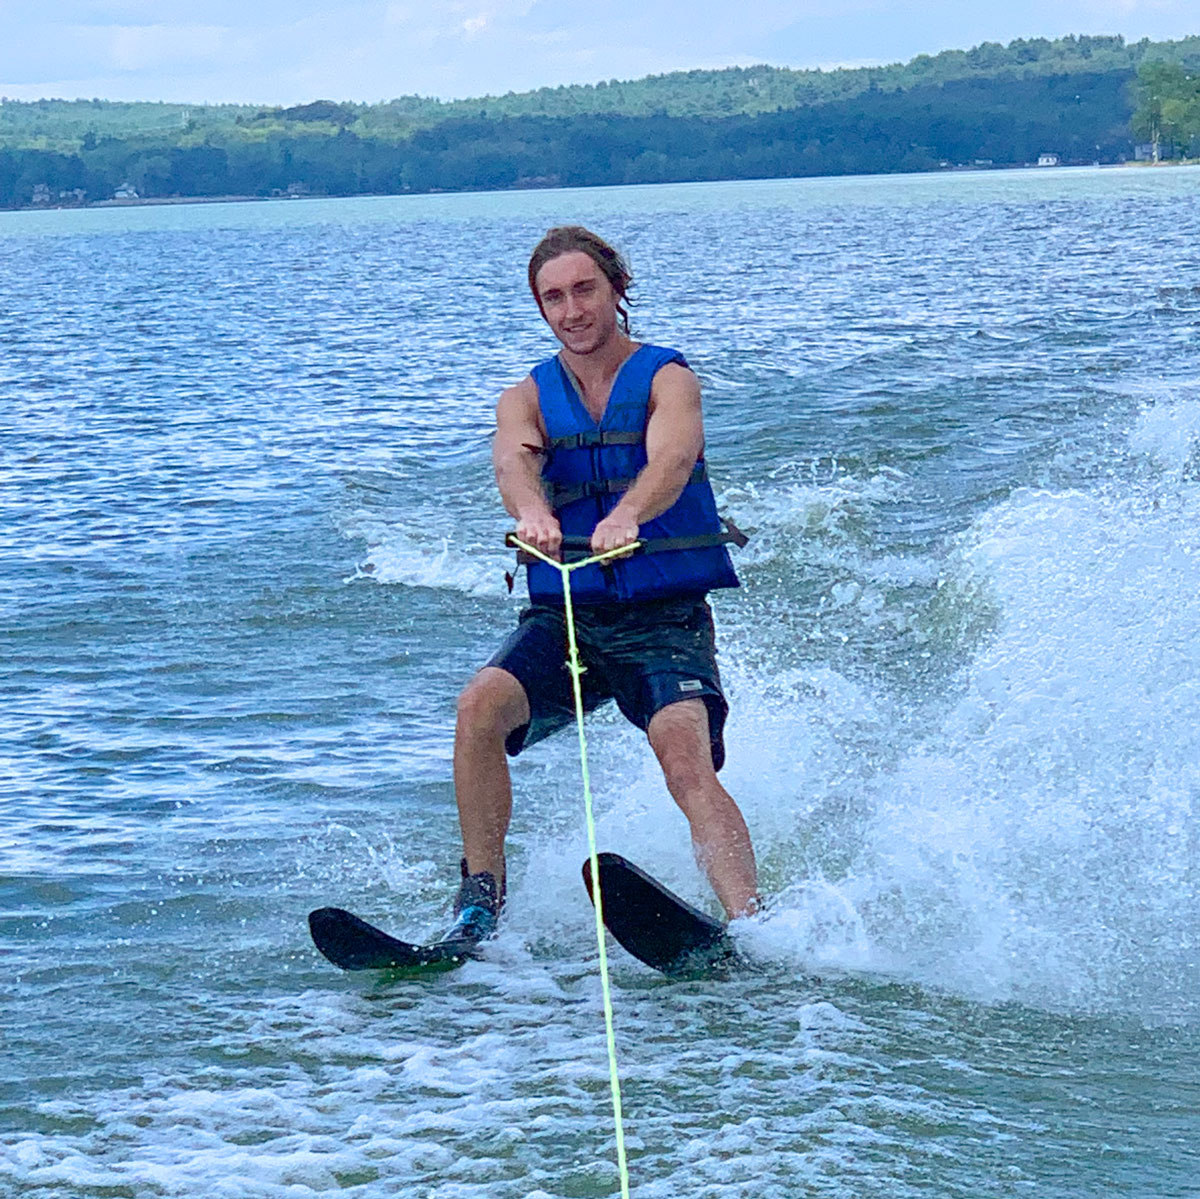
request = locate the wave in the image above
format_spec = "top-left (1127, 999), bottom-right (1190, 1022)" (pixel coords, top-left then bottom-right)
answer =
top-left (339, 512), bottom-right (512, 598)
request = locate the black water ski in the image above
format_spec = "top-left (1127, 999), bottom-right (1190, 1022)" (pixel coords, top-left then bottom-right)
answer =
top-left (582, 852), bottom-right (740, 978)
top-left (308, 907), bottom-right (480, 972)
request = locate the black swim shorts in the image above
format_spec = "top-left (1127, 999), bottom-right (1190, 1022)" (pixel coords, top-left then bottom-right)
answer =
top-left (486, 596), bottom-right (729, 770)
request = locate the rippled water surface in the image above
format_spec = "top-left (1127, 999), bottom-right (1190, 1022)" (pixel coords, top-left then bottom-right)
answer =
top-left (3, 168), bottom-right (1200, 1197)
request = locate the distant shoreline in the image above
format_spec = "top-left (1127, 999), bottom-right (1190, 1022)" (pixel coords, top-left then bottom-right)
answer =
top-left (90, 193), bottom-right (295, 208)
top-left (0, 159), bottom-right (1176, 215)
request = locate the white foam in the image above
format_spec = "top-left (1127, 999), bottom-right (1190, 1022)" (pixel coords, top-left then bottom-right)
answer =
top-left (340, 513), bottom-right (511, 597)
top-left (1129, 398), bottom-right (1200, 474)
top-left (737, 878), bottom-right (871, 972)
top-left (718, 460), bottom-right (905, 572)
top-left (834, 479), bottom-right (1200, 1010)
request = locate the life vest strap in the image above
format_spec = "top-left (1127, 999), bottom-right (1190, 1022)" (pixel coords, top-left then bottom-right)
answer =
top-left (546, 431), bottom-right (644, 450)
top-left (548, 462), bottom-right (708, 510)
top-left (639, 517), bottom-right (749, 555)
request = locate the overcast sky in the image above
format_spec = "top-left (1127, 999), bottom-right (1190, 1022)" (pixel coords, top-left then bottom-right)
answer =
top-left (2, 0), bottom-right (1196, 105)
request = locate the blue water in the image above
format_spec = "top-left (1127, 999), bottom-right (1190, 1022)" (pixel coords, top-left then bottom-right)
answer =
top-left (2, 168), bottom-right (1199, 1197)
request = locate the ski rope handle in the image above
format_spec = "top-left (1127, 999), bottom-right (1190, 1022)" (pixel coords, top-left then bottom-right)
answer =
top-left (508, 535), bottom-right (635, 1199)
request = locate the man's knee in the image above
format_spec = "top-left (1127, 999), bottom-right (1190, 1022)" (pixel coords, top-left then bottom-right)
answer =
top-left (456, 667), bottom-right (529, 739)
top-left (648, 700), bottom-right (716, 794)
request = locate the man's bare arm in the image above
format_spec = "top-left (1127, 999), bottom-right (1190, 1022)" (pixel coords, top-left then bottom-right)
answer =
top-left (591, 362), bottom-right (705, 553)
top-left (493, 377), bottom-right (561, 556)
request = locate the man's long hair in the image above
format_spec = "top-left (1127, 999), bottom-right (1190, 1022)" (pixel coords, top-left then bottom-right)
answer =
top-left (527, 226), bottom-right (634, 333)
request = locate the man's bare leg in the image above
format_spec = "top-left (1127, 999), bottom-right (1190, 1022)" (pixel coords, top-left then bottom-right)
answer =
top-left (453, 666), bottom-right (530, 883)
top-left (647, 699), bottom-right (759, 919)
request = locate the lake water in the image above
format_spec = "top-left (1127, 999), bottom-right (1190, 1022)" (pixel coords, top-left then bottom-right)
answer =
top-left (2, 166), bottom-right (1199, 1198)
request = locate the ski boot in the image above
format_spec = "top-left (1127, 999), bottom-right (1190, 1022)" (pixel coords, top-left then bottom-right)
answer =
top-left (440, 858), bottom-right (505, 945)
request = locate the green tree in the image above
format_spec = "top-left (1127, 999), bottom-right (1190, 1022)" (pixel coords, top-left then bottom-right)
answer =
top-left (1133, 61), bottom-right (1200, 158)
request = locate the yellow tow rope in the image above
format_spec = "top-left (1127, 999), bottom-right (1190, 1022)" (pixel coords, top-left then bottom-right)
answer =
top-left (510, 535), bottom-right (637, 1199)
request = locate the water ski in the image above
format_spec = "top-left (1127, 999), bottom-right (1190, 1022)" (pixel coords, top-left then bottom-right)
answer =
top-left (308, 906), bottom-right (481, 972)
top-left (582, 852), bottom-right (740, 978)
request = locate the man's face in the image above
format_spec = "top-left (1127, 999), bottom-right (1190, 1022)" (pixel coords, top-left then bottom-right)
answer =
top-left (534, 251), bottom-right (620, 357)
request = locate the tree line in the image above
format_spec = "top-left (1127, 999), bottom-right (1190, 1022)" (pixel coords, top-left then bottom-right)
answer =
top-left (2, 34), bottom-right (1199, 209)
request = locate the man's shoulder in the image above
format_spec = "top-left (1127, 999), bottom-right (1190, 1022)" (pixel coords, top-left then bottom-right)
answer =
top-left (496, 374), bottom-right (542, 431)
top-left (647, 356), bottom-right (701, 413)
top-left (641, 346), bottom-right (696, 392)
top-left (499, 373), bottom-right (538, 405)
top-left (652, 358), bottom-right (696, 382)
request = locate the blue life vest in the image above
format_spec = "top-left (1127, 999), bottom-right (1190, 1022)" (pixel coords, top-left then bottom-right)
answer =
top-left (526, 344), bottom-right (741, 605)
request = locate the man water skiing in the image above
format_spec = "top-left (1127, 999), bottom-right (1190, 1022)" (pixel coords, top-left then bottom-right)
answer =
top-left (445, 226), bottom-right (759, 942)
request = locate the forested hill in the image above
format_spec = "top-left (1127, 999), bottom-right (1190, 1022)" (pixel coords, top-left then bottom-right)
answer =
top-left (3, 33), bottom-right (1199, 208)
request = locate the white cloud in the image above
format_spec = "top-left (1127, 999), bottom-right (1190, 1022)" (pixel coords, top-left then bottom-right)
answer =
top-left (383, 0), bottom-right (535, 35)
top-left (1, 0), bottom-right (1197, 105)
